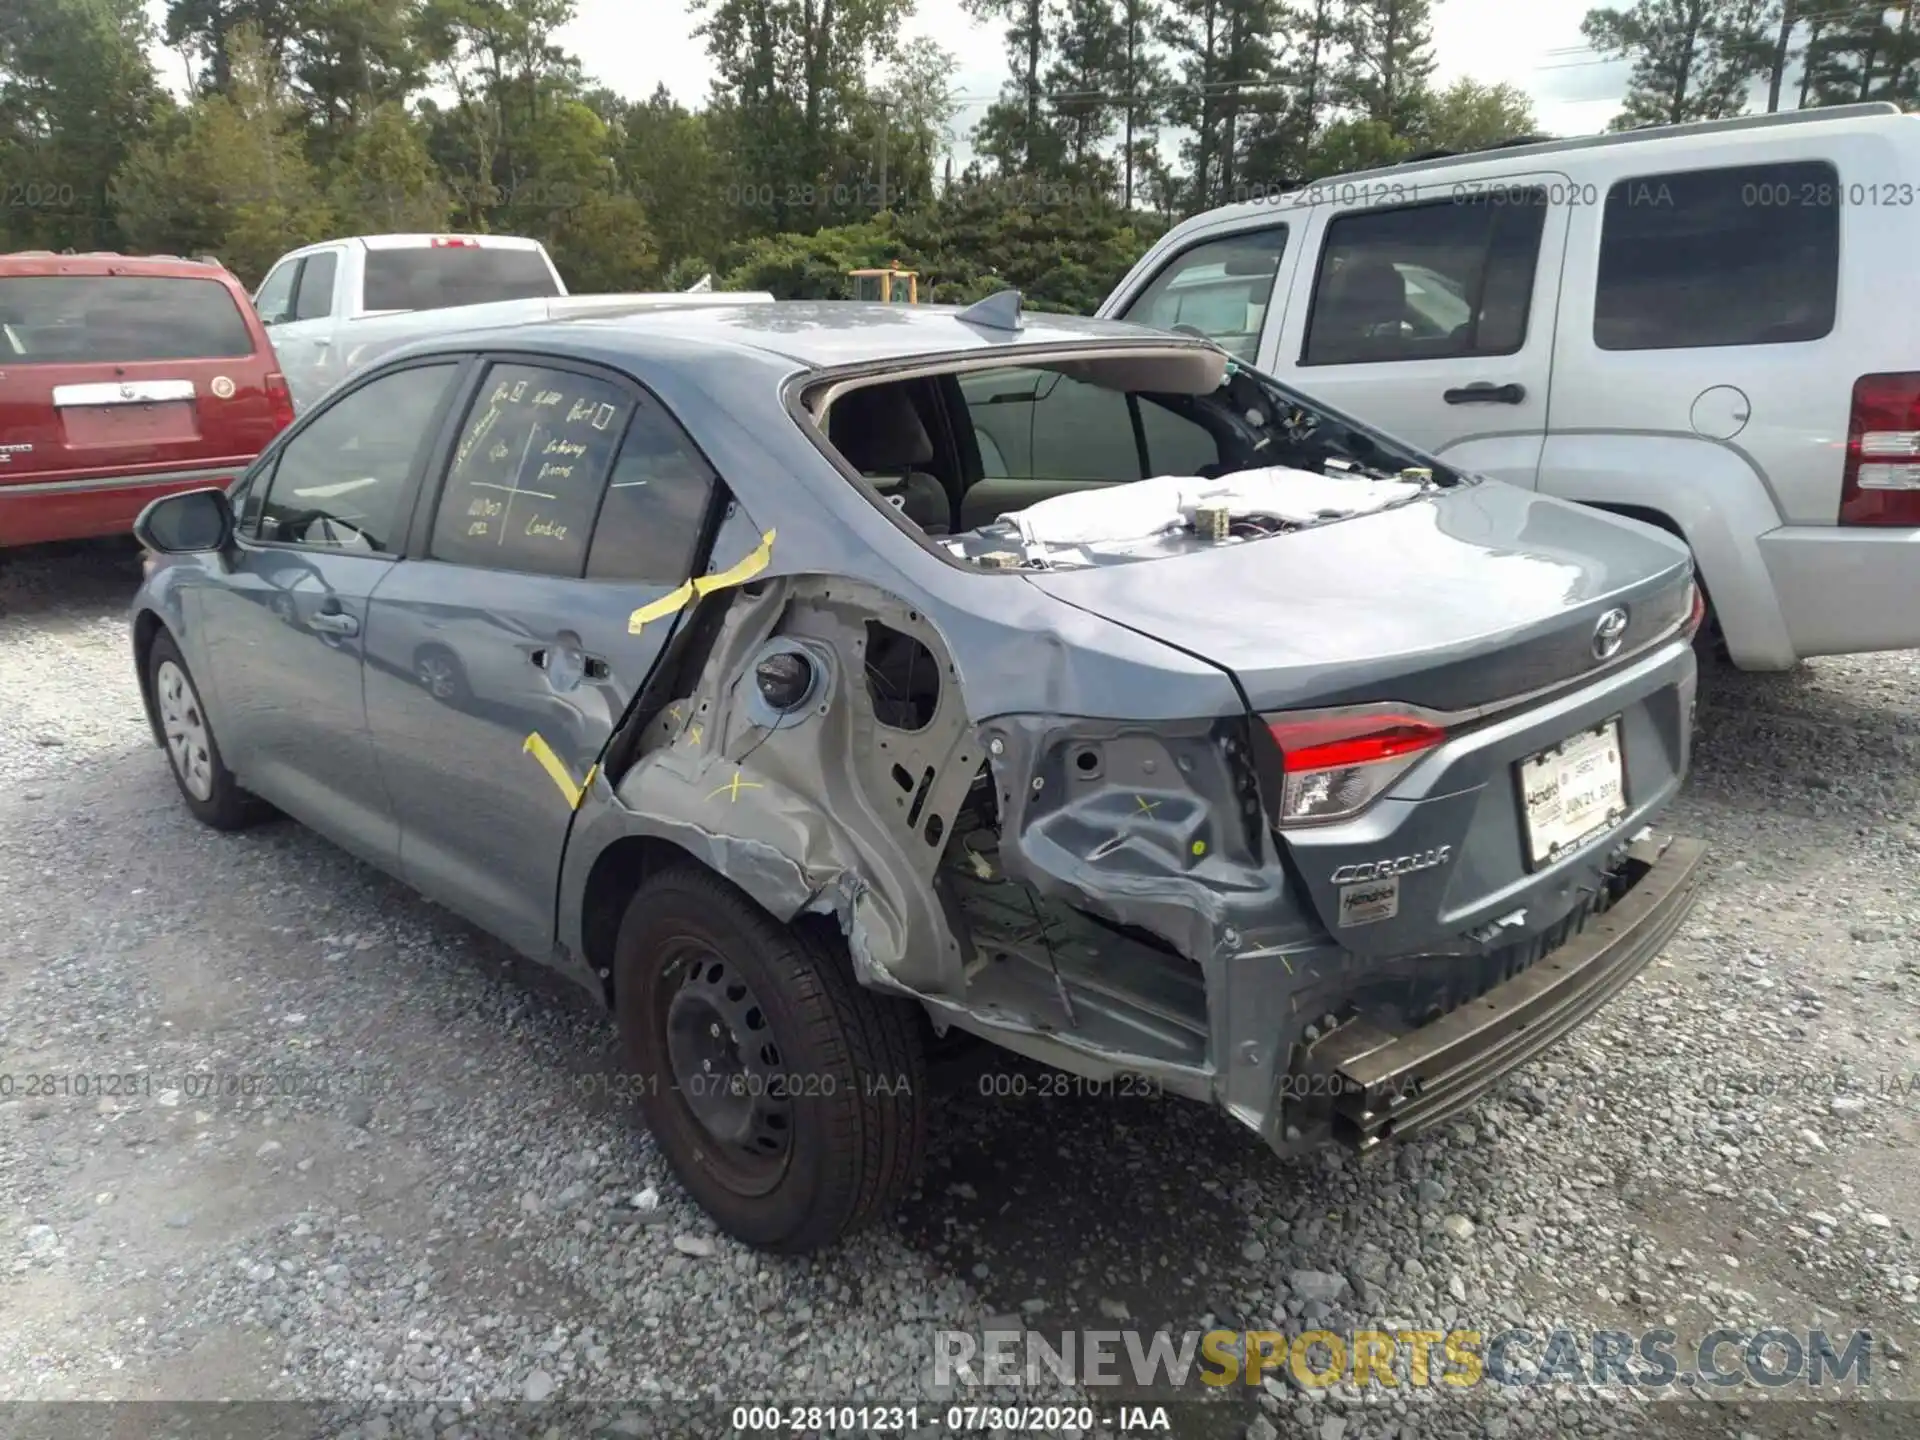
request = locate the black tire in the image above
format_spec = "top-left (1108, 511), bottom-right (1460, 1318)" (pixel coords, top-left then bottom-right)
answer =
top-left (614, 866), bottom-right (927, 1253)
top-left (147, 631), bottom-right (266, 831)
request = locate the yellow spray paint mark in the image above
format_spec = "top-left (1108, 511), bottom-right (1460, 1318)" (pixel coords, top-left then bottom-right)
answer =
top-left (523, 732), bottom-right (590, 810)
top-left (1134, 795), bottom-right (1160, 817)
top-left (705, 770), bottom-right (764, 804)
top-left (1191, 839), bottom-right (1208, 857)
top-left (685, 722), bottom-right (704, 747)
top-left (627, 529), bottom-right (777, 635)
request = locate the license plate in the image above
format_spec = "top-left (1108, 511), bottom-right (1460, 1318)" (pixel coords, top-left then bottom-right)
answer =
top-left (60, 401), bottom-right (200, 447)
top-left (1518, 719), bottom-right (1627, 869)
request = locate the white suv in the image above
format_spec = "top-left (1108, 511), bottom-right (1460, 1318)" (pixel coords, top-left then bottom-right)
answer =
top-left (1099, 101), bottom-right (1920, 670)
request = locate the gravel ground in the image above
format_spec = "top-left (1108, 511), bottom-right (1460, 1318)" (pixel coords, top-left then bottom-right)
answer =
top-left (3, 542), bottom-right (1919, 1440)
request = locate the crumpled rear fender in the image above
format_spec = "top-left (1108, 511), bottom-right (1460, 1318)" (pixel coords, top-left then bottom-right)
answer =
top-left (559, 568), bottom-right (983, 999)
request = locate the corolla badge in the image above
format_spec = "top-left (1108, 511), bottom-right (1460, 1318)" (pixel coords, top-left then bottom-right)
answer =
top-left (1330, 846), bottom-right (1453, 885)
top-left (1592, 607), bottom-right (1629, 661)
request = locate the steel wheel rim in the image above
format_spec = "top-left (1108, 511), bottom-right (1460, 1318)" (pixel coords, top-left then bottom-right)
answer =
top-left (156, 660), bottom-right (215, 802)
top-left (659, 939), bottom-right (793, 1194)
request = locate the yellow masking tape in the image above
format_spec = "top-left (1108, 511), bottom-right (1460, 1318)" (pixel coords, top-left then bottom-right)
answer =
top-left (693, 528), bottom-right (776, 596)
top-left (626, 529), bottom-right (777, 635)
top-left (523, 732), bottom-right (584, 810)
top-left (626, 580), bottom-right (694, 636)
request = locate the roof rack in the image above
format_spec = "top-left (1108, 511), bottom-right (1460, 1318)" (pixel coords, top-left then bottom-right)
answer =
top-left (1305, 102), bottom-right (1903, 194)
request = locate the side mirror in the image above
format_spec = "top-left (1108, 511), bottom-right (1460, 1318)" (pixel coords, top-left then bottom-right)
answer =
top-left (134, 487), bottom-right (234, 555)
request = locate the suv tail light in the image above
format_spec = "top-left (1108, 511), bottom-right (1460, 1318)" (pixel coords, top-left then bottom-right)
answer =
top-left (265, 371), bottom-right (295, 433)
top-left (1841, 373), bottom-right (1920, 526)
top-left (1266, 711), bottom-right (1447, 826)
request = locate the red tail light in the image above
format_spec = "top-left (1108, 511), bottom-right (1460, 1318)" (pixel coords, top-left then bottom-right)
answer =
top-left (430, 236), bottom-right (478, 248)
top-left (1682, 578), bottom-right (1706, 640)
top-left (1841, 372), bottom-right (1920, 526)
top-left (1266, 711), bottom-right (1447, 825)
top-left (265, 371), bottom-right (295, 433)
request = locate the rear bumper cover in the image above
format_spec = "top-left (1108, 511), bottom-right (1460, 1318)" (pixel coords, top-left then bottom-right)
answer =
top-left (0, 465), bottom-right (241, 547)
top-left (1760, 524), bottom-right (1920, 659)
top-left (1303, 831), bottom-right (1706, 1149)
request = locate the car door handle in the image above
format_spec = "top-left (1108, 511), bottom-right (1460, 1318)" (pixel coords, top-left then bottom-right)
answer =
top-left (1443, 382), bottom-right (1526, 405)
top-left (307, 610), bottom-right (358, 636)
top-left (532, 648), bottom-right (609, 680)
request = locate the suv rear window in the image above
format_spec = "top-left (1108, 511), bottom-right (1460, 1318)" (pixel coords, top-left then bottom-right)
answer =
top-left (1595, 160), bottom-right (1841, 351)
top-left (363, 247), bottom-right (561, 313)
top-left (0, 276), bottom-right (254, 363)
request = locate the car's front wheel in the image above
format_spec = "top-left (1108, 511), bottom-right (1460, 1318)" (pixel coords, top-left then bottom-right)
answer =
top-left (148, 632), bottom-right (264, 831)
top-left (614, 867), bottom-right (927, 1253)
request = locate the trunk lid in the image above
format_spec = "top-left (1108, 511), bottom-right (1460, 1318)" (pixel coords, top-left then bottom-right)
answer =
top-left (1021, 481), bottom-right (1694, 715)
top-left (1027, 480), bottom-right (1698, 960)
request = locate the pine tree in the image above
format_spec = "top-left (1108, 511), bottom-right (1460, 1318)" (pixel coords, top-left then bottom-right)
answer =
top-left (1338, 0), bottom-right (1439, 133)
top-left (1580, 0), bottom-right (1774, 129)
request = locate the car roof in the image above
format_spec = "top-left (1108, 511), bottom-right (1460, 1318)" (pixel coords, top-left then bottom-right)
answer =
top-left (1153, 101), bottom-right (1914, 242)
top-left (389, 300), bottom-right (1206, 373)
top-left (0, 252), bottom-right (238, 281)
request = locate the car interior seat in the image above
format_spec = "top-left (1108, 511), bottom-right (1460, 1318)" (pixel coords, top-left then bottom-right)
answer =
top-left (1317, 260), bottom-right (1408, 362)
top-left (827, 384), bottom-right (953, 535)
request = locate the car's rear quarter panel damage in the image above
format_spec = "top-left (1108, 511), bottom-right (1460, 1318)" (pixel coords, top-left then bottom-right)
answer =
top-left (556, 488), bottom-right (1333, 1120)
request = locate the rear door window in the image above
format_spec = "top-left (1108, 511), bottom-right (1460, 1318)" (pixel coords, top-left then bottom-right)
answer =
top-left (0, 276), bottom-right (255, 362)
top-left (363, 246), bottom-right (561, 313)
top-left (1301, 193), bottom-right (1547, 366)
top-left (292, 251), bottom-right (338, 321)
top-left (428, 362), bottom-right (633, 577)
top-left (1119, 227), bottom-right (1289, 361)
top-left (1594, 161), bottom-right (1840, 350)
top-left (585, 396), bottom-right (718, 583)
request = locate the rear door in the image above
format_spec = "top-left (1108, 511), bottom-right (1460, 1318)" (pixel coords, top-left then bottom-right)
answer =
top-left (361, 354), bottom-right (719, 959)
top-left (0, 265), bottom-right (283, 488)
top-left (1270, 175), bottom-right (1573, 489)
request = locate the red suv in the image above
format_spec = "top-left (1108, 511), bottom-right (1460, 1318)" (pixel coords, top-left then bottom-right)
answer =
top-left (0, 252), bottom-right (294, 549)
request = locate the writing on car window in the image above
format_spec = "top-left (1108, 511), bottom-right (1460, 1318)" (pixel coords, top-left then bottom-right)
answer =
top-left (430, 363), bottom-right (633, 577)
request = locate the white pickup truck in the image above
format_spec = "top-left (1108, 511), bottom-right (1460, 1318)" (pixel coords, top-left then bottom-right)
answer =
top-left (252, 233), bottom-right (771, 410)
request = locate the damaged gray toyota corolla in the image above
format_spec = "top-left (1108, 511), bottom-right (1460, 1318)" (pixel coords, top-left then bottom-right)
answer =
top-left (127, 297), bottom-right (1707, 1253)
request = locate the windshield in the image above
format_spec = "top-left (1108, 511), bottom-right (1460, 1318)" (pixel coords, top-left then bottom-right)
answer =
top-left (0, 276), bottom-right (255, 363)
top-left (361, 246), bottom-right (561, 313)
top-left (814, 349), bottom-right (1460, 573)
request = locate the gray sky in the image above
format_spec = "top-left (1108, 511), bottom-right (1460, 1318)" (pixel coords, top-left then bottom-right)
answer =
top-left (146, 0), bottom-right (1636, 146)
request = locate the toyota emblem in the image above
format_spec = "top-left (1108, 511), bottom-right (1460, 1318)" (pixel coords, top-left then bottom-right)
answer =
top-left (1592, 607), bottom-right (1629, 661)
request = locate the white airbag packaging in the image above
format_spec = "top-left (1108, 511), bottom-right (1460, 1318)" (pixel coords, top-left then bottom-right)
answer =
top-left (1000, 467), bottom-right (1422, 548)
